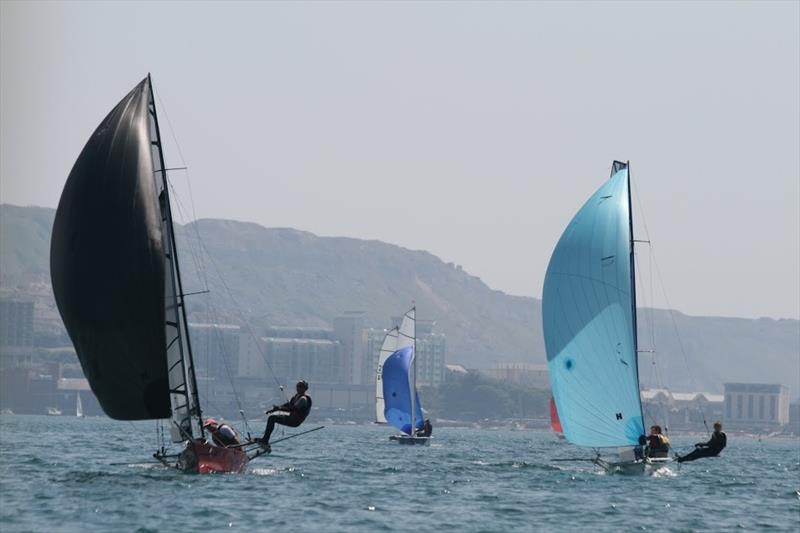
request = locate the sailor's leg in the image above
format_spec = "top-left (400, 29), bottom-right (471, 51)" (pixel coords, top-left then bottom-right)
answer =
top-left (677, 448), bottom-right (708, 463)
top-left (280, 416), bottom-right (303, 429)
top-left (263, 414), bottom-right (279, 442)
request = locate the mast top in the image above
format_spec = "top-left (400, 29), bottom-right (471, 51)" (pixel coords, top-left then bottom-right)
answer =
top-left (611, 160), bottom-right (629, 178)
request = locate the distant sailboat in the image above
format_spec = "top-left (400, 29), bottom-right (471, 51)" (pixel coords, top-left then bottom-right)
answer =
top-left (76, 393), bottom-right (84, 418)
top-left (542, 161), bottom-right (668, 474)
top-left (50, 75), bottom-right (259, 473)
top-left (380, 307), bottom-right (429, 445)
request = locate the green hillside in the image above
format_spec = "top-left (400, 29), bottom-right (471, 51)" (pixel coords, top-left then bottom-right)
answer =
top-left (2, 204), bottom-right (798, 397)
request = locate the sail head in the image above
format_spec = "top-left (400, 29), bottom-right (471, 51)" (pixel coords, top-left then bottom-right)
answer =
top-left (542, 166), bottom-right (644, 447)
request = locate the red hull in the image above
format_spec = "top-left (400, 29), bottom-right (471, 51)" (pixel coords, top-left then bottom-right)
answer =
top-left (189, 440), bottom-right (249, 474)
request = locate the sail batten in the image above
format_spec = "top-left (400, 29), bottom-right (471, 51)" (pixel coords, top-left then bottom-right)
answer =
top-left (542, 165), bottom-right (644, 448)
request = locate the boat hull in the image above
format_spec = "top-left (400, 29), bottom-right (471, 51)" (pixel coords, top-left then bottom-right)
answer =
top-left (594, 456), bottom-right (671, 475)
top-left (389, 435), bottom-right (431, 446)
top-left (179, 440), bottom-right (249, 474)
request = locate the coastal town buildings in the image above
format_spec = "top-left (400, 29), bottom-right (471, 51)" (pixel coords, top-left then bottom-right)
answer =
top-left (724, 382), bottom-right (790, 430)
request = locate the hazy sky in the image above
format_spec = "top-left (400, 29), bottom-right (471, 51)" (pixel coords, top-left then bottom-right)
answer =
top-left (1, 1), bottom-right (798, 320)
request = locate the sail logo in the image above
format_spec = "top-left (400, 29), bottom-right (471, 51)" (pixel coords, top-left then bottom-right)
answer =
top-left (616, 413), bottom-right (623, 420)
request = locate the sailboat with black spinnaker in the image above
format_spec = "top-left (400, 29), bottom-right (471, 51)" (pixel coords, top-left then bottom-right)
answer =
top-left (51, 75), bottom-right (265, 473)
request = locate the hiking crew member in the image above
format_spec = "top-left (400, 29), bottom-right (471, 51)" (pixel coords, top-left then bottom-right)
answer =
top-left (203, 418), bottom-right (240, 447)
top-left (255, 380), bottom-right (312, 449)
top-left (646, 425), bottom-right (670, 458)
top-left (416, 419), bottom-right (433, 438)
top-left (676, 421), bottom-right (727, 463)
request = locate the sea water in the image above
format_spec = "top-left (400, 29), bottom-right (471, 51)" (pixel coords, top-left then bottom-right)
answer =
top-left (0, 415), bottom-right (798, 532)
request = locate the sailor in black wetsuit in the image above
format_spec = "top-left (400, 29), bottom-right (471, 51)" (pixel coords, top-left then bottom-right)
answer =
top-left (676, 421), bottom-right (727, 463)
top-left (255, 380), bottom-right (312, 450)
top-left (416, 419), bottom-right (433, 438)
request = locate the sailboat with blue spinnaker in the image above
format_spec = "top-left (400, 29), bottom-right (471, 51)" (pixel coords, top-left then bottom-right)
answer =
top-left (378, 307), bottom-right (430, 445)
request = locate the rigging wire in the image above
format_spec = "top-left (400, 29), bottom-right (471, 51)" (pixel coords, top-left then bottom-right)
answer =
top-left (634, 245), bottom-right (670, 433)
top-left (631, 179), bottom-right (710, 432)
top-left (166, 181), bottom-right (261, 422)
top-left (152, 85), bottom-right (287, 403)
top-left (168, 183), bottom-right (288, 401)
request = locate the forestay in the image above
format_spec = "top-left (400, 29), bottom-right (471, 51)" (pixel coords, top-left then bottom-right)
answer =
top-left (542, 164), bottom-right (644, 448)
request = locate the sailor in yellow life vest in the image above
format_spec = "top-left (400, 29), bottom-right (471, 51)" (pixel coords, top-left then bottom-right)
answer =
top-left (646, 424), bottom-right (670, 458)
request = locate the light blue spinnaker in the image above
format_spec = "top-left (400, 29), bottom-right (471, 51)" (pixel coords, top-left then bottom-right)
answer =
top-left (542, 162), bottom-right (645, 448)
top-left (382, 346), bottom-right (424, 435)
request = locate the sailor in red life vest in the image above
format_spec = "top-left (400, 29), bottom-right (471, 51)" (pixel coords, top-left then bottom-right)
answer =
top-left (254, 380), bottom-right (312, 450)
top-left (202, 418), bottom-right (241, 448)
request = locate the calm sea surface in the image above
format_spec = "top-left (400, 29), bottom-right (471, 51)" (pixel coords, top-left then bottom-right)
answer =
top-left (1, 415), bottom-right (798, 532)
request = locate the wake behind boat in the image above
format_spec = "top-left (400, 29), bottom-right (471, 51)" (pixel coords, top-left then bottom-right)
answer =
top-left (542, 161), bottom-right (671, 475)
top-left (50, 75), bottom-right (263, 474)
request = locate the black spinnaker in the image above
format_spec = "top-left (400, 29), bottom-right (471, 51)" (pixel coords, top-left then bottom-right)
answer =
top-left (50, 78), bottom-right (170, 420)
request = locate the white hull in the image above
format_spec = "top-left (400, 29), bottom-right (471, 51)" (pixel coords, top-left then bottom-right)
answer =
top-left (389, 435), bottom-right (431, 446)
top-left (594, 456), bottom-right (672, 475)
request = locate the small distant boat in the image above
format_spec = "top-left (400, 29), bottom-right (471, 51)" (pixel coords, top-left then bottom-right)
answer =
top-left (76, 393), bottom-right (84, 418)
top-left (50, 75), bottom-right (257, 474)
top-left (1, 408), bottom-right (14, 415)
top-left (46, 407), bottom-right (62, 416)
top-left (379, 307), bottom-right (430, 445)
top-left (543, 161), bottom-right (670, 474)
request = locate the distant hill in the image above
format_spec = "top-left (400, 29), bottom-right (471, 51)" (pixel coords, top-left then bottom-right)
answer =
top-left (2, 204), bottom-right (798, 397)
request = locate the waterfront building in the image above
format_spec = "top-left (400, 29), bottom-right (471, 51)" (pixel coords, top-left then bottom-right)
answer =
top-left (238, 327), bottom-right (342, 384)
top-left (482, 363), bottom-right (549, 389)
top-left (188, 323), bottom-right (241, 379)
top-left (724, 382), bottom-right (790, 430)
top-left (0, 299), bottom-right (34, 365)
top-left (640, 389), bottom-right (724, 431)
top-left (333, 312), bottom-right (366, 384)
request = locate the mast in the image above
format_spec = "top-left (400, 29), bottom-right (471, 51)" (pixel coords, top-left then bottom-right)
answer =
top-left (623, 160), bottom-right (645, 427)
top-left (147, 74), bottom-right (205, 440)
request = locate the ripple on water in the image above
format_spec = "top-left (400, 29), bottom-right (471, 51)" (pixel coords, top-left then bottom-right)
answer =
top-left (1, 418), bottom-right (799, 532)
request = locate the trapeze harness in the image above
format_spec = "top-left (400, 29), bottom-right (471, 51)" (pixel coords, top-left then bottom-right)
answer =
top-left (287, 393), bottom-right (312, 423)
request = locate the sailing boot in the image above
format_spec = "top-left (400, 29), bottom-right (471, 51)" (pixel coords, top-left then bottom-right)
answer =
top-left (253, 437), bottom-right (271, 453)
